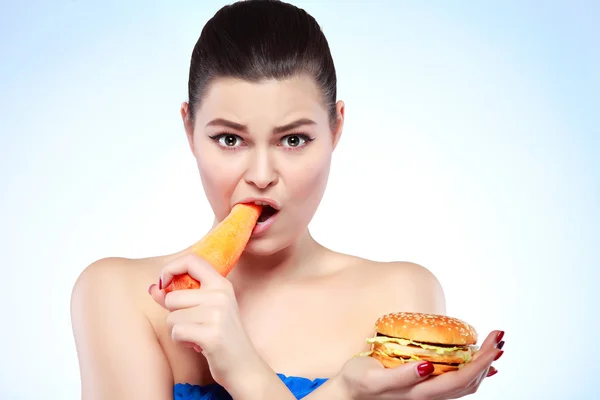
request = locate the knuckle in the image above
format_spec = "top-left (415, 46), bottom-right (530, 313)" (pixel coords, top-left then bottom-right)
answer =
top-left (175, 253), bottom-right (201, 270)
top-left (465, 380), bottom-right (480, 394)
top-left (188, 253), bottom-right (208, 268)
top-left (353, 378), bottom-right (371, 395)
top-left (213, 290), bottom-right (231, 305)
top-left (359, 370), bottom-right (379, 392)
top-left (209, 307), bottom-right (223, 323)
top-left (171, 324), bottom-right (185, 341)
top-left (362, 369), bottom-right (377, 383)
top-left (183, 253), bottom-right (200, 263)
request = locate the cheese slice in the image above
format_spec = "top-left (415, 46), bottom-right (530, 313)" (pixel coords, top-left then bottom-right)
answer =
top-left (366, 336), bottom-right (477, 354)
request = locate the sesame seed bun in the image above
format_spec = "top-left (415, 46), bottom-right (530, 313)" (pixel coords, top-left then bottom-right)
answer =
top-left (366, 312), bottom-right (479, 375)
top-left (375, 312), bottom-right (478, 346)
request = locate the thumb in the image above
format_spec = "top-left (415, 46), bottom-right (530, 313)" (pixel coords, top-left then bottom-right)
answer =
top-left (148, 283), bottom-right (167, 310)
top-left (372, 360), bottom-right (435, 392)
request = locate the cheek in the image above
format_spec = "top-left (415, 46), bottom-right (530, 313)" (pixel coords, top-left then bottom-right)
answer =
top-left (196, 148), bottom-right (242, 216)
top-left (285, 150), bottom-right (332, 205)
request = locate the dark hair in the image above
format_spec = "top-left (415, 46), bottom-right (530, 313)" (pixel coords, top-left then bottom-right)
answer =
top-left (187, 0), bottom-right (337, 126)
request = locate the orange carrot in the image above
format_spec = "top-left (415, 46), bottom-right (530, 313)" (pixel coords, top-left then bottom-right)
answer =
top-left (163, 203), bottom-right (262, 293)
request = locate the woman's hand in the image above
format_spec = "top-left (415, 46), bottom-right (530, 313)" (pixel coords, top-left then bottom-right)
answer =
top-left (339, 330), bottom-right (504, 400)
top-left (148, 254), bottom-right (263, 390)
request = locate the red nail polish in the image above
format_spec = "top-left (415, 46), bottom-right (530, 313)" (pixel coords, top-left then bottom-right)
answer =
top-left (494, 350), bottom-right (504, 361)
top-left (496, 331), bottom-right (505, 343)
top-left (159, 278), bottom-right (163, 290)
top-left (497, 340), bottom-right (505, 350)
top-left (417, 362), bottom-right (435, 377)
top-left (487, 367), bottom-right (498, 377)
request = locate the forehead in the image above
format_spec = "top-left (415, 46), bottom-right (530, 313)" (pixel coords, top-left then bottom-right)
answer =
top-left (196, 75), bottom-right (328, 126)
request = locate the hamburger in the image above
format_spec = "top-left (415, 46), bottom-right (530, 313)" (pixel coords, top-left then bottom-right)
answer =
top-left (365, 312), bottom-right (479, 375)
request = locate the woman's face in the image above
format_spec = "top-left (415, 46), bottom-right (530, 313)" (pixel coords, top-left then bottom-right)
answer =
top-left (181, 74), bottom-right (344, 255)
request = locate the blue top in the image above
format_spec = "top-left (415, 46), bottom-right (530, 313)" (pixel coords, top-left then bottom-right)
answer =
top-left (173, 373), bottom-right (328, 399)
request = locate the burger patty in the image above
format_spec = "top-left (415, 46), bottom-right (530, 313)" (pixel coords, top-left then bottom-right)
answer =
top-left (374, 342), bottom-right (473, 364)
top-left (367, 335), bottom-right (478, 364)
top-left (371, 349), bottom-right (462, 367)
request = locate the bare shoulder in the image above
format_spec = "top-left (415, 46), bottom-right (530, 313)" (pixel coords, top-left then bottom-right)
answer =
top-left (70, 256), bottom-right (172, 399)
top-left (344, 256), bottom-right (446, 316)
top-left (72, 256), bottom-right (162, 303)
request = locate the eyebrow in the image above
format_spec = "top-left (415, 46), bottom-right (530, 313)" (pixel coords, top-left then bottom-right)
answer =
top-left (205, 118), bottom-right (316, 134)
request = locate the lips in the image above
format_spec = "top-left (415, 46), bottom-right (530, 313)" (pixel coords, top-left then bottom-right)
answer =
top-left (235, 198), bottom-right (280, 226)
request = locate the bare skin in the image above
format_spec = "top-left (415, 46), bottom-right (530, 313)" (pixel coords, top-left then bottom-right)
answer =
top-left (71, 239), bottom-right (444, 398)
top-left (71, 75), bottom-right (497, 400)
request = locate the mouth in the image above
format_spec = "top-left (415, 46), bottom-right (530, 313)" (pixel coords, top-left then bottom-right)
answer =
top-left (236, 198), bottom-right (280, 230)
top-left (255, 202), bottom-right (279, 224)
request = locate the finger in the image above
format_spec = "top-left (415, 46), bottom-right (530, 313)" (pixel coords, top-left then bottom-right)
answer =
top-left (164, 289), bottom-right (202, 312)
top-left (456, 346), bottom-right (501, 379)
top-left (166, 305), bottom-right (220, 327)
top-left (465, 362), bottom-right (497, 397)
top-left (475, 348), bottom-right (503, 387)
top-left (370, 360), bottom-right (436, 392)
top-left (179, 340), bottom-right (202, 353)
top-left (417, 346), bottom-right (502, 399)
top-left (170, 323), bottom-right (205, 351)
top-left (149, 283), bottom-right (168, 310)
top-left (441, 330), bottom-right (501, 398)
top-left (171, 323), bottom-right (219, 354)
top-left (164, 288), bottom-right (229, 312)
top-left (160, 254), bottom-right (226, 290)
top-left (472, 330), bottom-right (504, 362)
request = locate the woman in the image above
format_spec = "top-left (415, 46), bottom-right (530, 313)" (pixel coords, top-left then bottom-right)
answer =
top-left (71, 1), bottom-right (504, 399)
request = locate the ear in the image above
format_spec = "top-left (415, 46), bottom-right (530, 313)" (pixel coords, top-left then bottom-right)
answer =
top-left (180, 102), bottom-right (195, 155)
top-left (331, 100), bottom-right (345, 151)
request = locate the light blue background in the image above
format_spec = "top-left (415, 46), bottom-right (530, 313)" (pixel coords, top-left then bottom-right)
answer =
top-left (1, 1), bottom-right (598, 399)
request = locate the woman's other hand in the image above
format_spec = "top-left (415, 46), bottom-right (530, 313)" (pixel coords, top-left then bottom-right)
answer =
top-left (148, 254), bottom-right (262, 390)
top-left (339, 330), bottom-right (504, 400)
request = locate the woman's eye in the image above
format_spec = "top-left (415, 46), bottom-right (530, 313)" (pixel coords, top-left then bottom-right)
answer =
top-left (218, 134), bottom-right (242, 147)
top-left (281, 135), bottom-right (306, 148)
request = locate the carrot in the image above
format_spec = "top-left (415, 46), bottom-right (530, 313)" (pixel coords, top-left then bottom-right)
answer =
top-left (163, 203), bottom-right (262, 293)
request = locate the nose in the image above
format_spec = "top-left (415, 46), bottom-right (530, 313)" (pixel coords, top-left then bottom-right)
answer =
top-left (244, 149), bottom-right (279, 189)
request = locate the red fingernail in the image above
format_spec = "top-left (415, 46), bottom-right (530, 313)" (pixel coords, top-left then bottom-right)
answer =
top-left (487, 367), bottom-right (498, 377)
top-left (417, 362), bottom-right (435, 377)
top-left (496, 331), bottom-right (505, 343)
top-left (494, 350), bottom-right (504, 361)
top-left (497, 340), bottom-right (505, 350)
top-left (159, 278), bottom-right (163, 290)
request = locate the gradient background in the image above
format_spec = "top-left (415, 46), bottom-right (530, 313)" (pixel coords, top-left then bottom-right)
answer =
top-left (1, 0), bottom-right (598, 399)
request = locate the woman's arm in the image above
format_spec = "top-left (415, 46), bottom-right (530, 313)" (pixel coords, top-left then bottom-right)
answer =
top-left (70, 258), bottom-right (173, 400)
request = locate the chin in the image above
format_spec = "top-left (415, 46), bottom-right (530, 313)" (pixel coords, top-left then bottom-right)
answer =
top-left (244, 235), bottom-right (291, 256)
